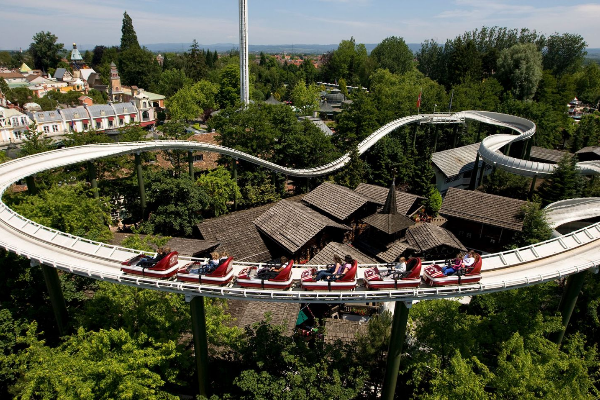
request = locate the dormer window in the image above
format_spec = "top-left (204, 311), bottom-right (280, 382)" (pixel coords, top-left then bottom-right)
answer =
top-left (100, 110), bottom-right (106, 116)
top-left (74, 112), bottom-right (80, 118)
top-left (123, 107), bottom-right (128, 113)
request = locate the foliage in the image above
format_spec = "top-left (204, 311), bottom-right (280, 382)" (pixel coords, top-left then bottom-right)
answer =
top-left (159, 68), bottom-right (192, 98)
top-left (29, 31), bottom-right (64, 71)
top-left (543, 33), bottom-right (588, 76)
top-left (159, 120), bottom-right (193, 175)
top-left (510, 202), bottom-right (553, 247)
top-left (217, 63), bottom-right (241, 108)
top-left (185, 40), bottom-right (208, 82)
top-left (119, 46), bottom-right (162, 90)
top-left (167, 80), bottom-right (219, 121)
top-left (497, 43), bottom-right (543, 100)
top-left (321, 37), bottom-right (371, 87)
top-left (334, 89), bottom-right (379, 149)
top-left (0, 151), bottom-right (9, 164)
top-left (370, 36), bottom-right (414, 75)
top-left (142, 170), bottom-right (210, 236)
top-left (120, 11), bottom-right (140, 51)
top-left (120, 230), bottom-right (171, 253)
top-left (10, 182), bottom-right (113, 242)
top-left (197, 166), bottom-right (241, 217)
top-left (11, 327), bottom-right (179, 400)
top-left (290, 81), bottom-right (319, 116)
top-left (537, 154), bottom-right (583, 206)
top-left (480, 168), bottom-right (531, 200)
top-left (570, 114), bottom-right (600, 152)
top-left (411, 150), bottom-right (435, 196)
top-left (424, 186), bottom-right (442, 216)
top-left (334, 148), bottom-right (365, 189)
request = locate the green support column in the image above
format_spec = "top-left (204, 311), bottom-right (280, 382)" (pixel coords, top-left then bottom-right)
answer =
top-left (382, 301), bottom-right (412, 400)
top-left (452, 125), bottom-right (459, 148)
top-left (135, 153), bottom-right (146, 217)
top-left (39, 262), bottom-right (69, 336)
top-left (25, 176), bottom-right (37, 195)
top-left (525, 138), bottom-right (533, 160)
top-left (521, 139), bottom-right (529, 159)
top-left (469, 153), bottom-right (481, 190)
top-left (551, 271), bottom-right (587, 345)
top-left (190, 296), bottom-right (210, 397)
top-left (478, 161), bottom-right (487, 187)
top-left (88, 161), bottom-right (99, 199)
top-left (233, 158), bottom-right (238, 211)
top-left (505, 143), bottom-right (512, 157)
top-left (529, 175), bottom-right (537, 200)
top-left (188, 151), bottom-right (194, 180)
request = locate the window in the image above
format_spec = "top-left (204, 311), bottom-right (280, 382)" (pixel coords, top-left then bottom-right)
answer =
top-left (193, 154), bottom-right (204, 162)
top-left (43, 126), bottom-right (50, 133)
top-left (12, 117), bottom-right (18, 126)
top-left (14, 132), bottom-right (22, 140)
top-left (52, 125), bottom-right (59, 132)
top-left (21, 117), bottom-right (27, 126)
top-left (96, 122), bottom-right (101, 129)
top-left (83, 123), bottom-right (89, 130)
top-left (108, 120), bottom-right (113, 128)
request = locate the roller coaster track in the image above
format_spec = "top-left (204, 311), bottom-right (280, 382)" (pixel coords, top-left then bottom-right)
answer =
top-left (0, 111), bottom-right (599, 303)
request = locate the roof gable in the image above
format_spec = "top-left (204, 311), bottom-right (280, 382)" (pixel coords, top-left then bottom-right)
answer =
top-left (308, 242), bottom-right (376, 265)
top-left (405, 223), bottom-right (466, 253)
top-left (354, 183), bottom-right (423, 215)
top-left (254, 200), bottom-right (349, 253)
top-left (303, 181), bottom-right (372, 220)
top-left (431, 142), bottom-right (481, 178)
top-left (439, 187), bottom-right (526, 231)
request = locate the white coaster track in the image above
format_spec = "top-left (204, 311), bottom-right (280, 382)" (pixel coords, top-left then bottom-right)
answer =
top-left (0, 111), bottom-right (599, 303)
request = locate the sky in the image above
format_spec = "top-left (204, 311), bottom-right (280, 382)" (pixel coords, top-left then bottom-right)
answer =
top-left (1, 0), bottom-right (600, 50)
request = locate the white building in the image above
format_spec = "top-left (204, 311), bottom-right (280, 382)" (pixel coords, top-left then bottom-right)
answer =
top-left (431, 143), bottom-right (492, 194)
top-left (0, 107), bottom-right (32, 143)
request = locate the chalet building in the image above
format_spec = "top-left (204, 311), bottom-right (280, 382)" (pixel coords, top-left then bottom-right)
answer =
top-left (431, 142), bottom-right (491, 194)
top-left (529, 146), bottom-right (570, 164)
top-left (85, 104), bottom-right (117, 131)
top-left (254, 200), bottom-right (349, 262)
top-left (111, 233), bottom-right (219, 258)
top-left (111, 102), bottom-right (139, 128)
top-left (575, 147), bottom-right (600, 162)
top-left (404, 223), bottom-right (466, 260)
top-left (439, 188), bottom-right (527, 251)
top-left (61, 106), bottom-right (91, 133)
top-left (28, 109), bottom-right (66, 138)
top-left (307, 241), bottom-right (376, 265)
top-left (354, 183), bottom-right (423, 216)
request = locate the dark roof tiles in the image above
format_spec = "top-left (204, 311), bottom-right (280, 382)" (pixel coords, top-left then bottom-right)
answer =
top-left (405, 223), bottom-right (467, 253)
top-left (354, 183), bottom-right (423, 216)
top-left (307, 242), bottom-right (376, 265)
top-left (303, 182), bottom-right (372, 221)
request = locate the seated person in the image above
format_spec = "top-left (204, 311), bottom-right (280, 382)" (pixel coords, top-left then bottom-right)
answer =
top-left (218, 251), bottom-right (230, 265)
top-left (442, 253), bottom-right (463, 276)
top-left (317, 255), bottom-right (353, 281)
top-left (463, 250), bottom-right (476, 271)
top-left (316, 255), bottom-right (342, 281)
top-left (190, 252), bottom-right (220, 275)
top-left (139, 247), bottom-right (170, 267)
top-left (386, 257), bottom-right (407, 278)
top-left (257, 256), bottom-right (288, 280)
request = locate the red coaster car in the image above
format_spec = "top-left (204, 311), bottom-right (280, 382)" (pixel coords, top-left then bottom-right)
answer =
top-left (237, 260), bottom-right (295, 289)
top-left (422, 254), bottom-right (483, 286)
top-left (176, 257), bottom-right (234, 286)
top-left (364, 258), bottom-right (422, 290)
top-left (121, 251), bottom-right (180, 278)
top-left (300, 260), bottom-right (358, 291)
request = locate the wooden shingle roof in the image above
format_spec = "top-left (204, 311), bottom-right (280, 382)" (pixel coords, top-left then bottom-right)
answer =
top-left (226, 300), bottom-right (299, 336)
top-left (307, 242), bottom-right (376, 265)
top-left (254, 200), bottom-right (349, 253)
top-left (405, 223), bottom-right (467, 253)
top-left (354, 183), bottom-right (423, 216)
top-left (431, 142), bottom-right (482, 178)
top-left (303, 182), bottom-right (372, 220)
top-left (439, 188), bottom-right (526, 231)
top-left (374, 239), bottom-right (415, 263)
top-left (197, 203), bottom-right (276, 262)
top-left (529, 146), bottom-right (569, 164)
top-left (362, 213), bottom-right (415, 235)
top-left (111, 233), bottom-right (219, 257)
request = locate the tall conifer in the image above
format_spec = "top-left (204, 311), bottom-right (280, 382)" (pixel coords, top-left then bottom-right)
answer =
top-left (120, 11), bottom-right (140, 51)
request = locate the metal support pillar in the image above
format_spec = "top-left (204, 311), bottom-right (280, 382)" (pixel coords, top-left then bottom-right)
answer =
top-left (478, 162), bottom-right (487, 187)
top-left (382, 301), bottom-right (412, 400)
top-left (233, 158), bottom-right (238, 210)
top-left (88, 161), bottom-right (99, 199)
top-left (432, 126), bottom-right (439, 153)
top-left (188, 151), bottom-right (194, 180)
top-left (529, 175), bottom-right (537, 200)
top-left (521, 139), bottom-right (529, 159)
top-left (505, 143), bottom-right (512, 157)
top-left (190, 296), bottom-right (210, 397)
top-left (135, 153), bottom-right (146, 217)
top-left (452, 125), bottom-right (459, 148)
top-left (551, 272), bottom-right (587, 346)
top-left (525, 138), bottom-right (533, 160)
top-left (25, 176), bottom-right (37, 195)
top-left (39, 262), bottom-right (69, 336)
top-left (469, 153), bottom-right (481, 190)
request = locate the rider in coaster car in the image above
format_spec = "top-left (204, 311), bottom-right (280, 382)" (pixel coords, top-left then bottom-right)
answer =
top-left (316, 255), bottom-right (352, 281)
top-left (139, 247), bottom-right (171, 267)
top-left (442, 253), bottom-right (463, 276)
top-left (256, 256), bottom-right (288, 280)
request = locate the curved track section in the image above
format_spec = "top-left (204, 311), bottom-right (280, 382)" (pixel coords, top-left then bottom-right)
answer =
top-left (1, 111), bottom-right (599, 303)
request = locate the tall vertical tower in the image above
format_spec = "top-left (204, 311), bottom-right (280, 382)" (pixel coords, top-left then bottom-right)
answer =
top-left (109, 62), bottom-right (123, 102)
top-left (239, 0), bottom-right (250, 105)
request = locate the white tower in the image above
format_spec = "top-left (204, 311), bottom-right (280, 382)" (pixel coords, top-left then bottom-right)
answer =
top-left (239, 0), bottom-right (250, 105)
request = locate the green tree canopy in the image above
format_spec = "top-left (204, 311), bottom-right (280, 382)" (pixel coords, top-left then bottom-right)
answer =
top-left (497, 42), bottom-right (543, 100)
top-left (370, 36), bottom-right (414, 75)
top-left (120, 11), bottom-right (140, 51)
top-left (543, 33), bottom-right (587, 76)
top-left (197, 166), bottom-right (241, 217)
top-left (29, 31), bottom-right (64, 72)
top-left (537, 153), bottom-right (583, 206)
top-left (511, 202), bottom-right (553, 247)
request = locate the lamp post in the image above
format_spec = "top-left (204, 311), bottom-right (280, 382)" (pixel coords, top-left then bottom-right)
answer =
top-left (434, 104), bottom-right (437, 114)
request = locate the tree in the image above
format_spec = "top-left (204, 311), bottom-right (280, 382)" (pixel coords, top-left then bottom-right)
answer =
top-left (20, 123), bottom-right (52, 156)
top-left (11, 327), bottom-right (179, 400)
top-left (575, 63), bottom-right (600, 107)
top-left (371, 36), bottom-right (414, 75)
top-left (411, 151), bottom-right (435, 196)
top-left (480, 168), bottom-right (531, 200)
top-left (510, 202), bottom-right (553, 247)
top-left (497, 43), bottom-right (543, 100)
top-left (543, 33), bottom-right (587, 76)
top-left (10, 183), bottom-right (113, 243)
top-left (120, 11), bottom-right (140, 51)
top-left (158, 68), bottom-right (192, 98)
top-left (334, 148), bottom-right (365, 189)
top-left (142, 171), bottom-right (210, 236)
top-left (166, 80), bottom-right (218, 121)
top-left (537, 154), bottom-right (583, 206)
top-left (29, 31), bottom-right (64, 72)
top-left (118, 46), bottom-right (161, 90)
top-left (290, 81), bottom-right (319, 116)
top-left (184, 40), bottom-right (208, 82)
top-left (217, 63), bottom-right (241, 108)
top-left (424, 186), bottom-right (442, 216)
top-left (197, 167), bottom-right (241, 217)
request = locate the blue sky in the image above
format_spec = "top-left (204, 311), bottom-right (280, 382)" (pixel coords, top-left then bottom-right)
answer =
top-left (1, 0), bottom-right (599, 50)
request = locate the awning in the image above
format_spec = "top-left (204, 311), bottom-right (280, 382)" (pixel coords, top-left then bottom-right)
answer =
top-left (95, 118), bottom-right (102, 123)
top-left (108, 117), bottom-right (115, 121)
top-left (140, 121), bottom-right (156, 127)
top-left (82, 119), bottom-right (89, 123)
top-left (130, 113), bottom-right (136, 118)
top-left (118, 115), bottom-right (125, 119)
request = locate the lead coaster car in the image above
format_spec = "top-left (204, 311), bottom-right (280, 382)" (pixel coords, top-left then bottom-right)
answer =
top-left (300, 260), bottom-right (358, 291)
top-left (236, 260), bottom-right (295, 289)
top-left (364, 258), bottom-right (422, 290)
top-left (176, 256), bottom-right (234, 285)
top-left (422, 254), bottom-right (483, 286)
top-left (121, 251), bottom-right (180, 278)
